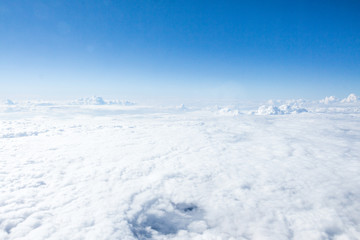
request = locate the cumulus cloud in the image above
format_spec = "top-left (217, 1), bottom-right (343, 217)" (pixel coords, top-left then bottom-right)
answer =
top-left (218, 107), bottom-right (239, 116)
top-left (255, 104), bottom-right (307, 115)
top-left (320, 96), bottom-right (337, 104)
top-left (341, 93), bottom-right (358, 103)
top-left (71, 96), bottom-right (135, 106)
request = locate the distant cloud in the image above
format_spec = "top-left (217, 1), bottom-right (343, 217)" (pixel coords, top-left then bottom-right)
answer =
top-left (320, 96), bottom-right (337, 104)
top-left (341, 93), bottom-right (358, 103)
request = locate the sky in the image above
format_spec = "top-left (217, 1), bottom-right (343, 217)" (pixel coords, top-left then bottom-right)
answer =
top-left (0, 0), bottom-right (359, 101)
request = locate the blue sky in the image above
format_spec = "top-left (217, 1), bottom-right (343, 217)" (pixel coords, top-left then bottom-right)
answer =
top-left (1, 0), bottom-right (359, 101)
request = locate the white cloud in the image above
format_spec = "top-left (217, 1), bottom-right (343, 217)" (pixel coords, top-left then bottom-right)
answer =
top-left (341, 93), bottom-right (358, 103)
top-left (0, 97), bottom-right (359, 239)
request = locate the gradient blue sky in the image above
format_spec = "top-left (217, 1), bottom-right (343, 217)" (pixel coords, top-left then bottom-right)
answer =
top-left (1, 0), bottom-right (359, 101)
